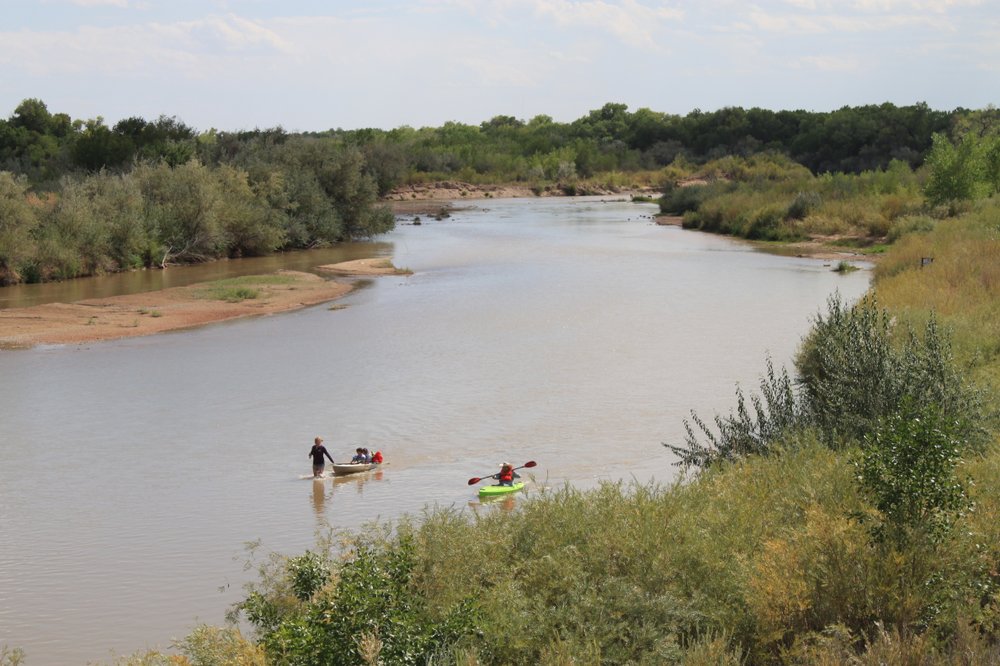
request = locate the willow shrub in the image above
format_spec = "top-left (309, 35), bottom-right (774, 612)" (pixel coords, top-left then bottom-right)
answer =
top-left (670, 295), bottom-right (987, 470)
top-left (797, 295), bottom-right (988, 451)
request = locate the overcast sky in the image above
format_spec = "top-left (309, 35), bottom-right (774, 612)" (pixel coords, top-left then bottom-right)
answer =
top-left (1, 0), bottom-right (997, 132)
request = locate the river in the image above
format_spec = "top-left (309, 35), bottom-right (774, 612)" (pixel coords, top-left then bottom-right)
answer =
top-left (0, 197), bottom-right (871, 663)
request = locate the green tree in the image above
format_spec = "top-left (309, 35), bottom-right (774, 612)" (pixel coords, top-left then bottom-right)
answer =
top-left (71, 117), bottom-right (134, 171)
top-left (0, 172), bottom-right (38, 284)
top-left (856, 401), bottom-right (970, 544)
top-left (214, 164), bottom-right (287, 257)
top-left (136, 160), bottom-right (225, 265)
top-left (923, 132), bottom-right (983, 205)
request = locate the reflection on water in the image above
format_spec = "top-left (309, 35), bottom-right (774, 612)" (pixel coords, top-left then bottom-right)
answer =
top-left (472, 493), bottom-right (520, 512)
top-left (311, 469), bottom-right (387, 521)
top-left (0, 197), bottom-right (872, 663)
top-left (0, 242), bottom-right (392, 310)
top-left (311, 479), bottom-right (327, 515)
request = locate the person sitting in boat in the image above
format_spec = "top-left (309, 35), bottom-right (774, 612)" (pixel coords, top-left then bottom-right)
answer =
top-left (371, 450), bottom-right (384, 464)
top-left (350, 447), bottom-right (366, 463)
top-left (309, 437), bottom-right (335, 478)
top-left (493, 462), bottom-right (519, 487)
top-left (361, 447), bottom-right (372, 463)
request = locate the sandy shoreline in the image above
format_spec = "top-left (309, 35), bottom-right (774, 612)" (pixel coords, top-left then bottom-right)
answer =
top-left (0, 260), bottom-right (408, 349)
top-left (386, 181), bottom-right (656, 215)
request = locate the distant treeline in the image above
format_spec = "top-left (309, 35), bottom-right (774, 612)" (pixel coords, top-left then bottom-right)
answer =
top-left (1, 98), bottom-right (983, 189)
top-left (0, 98), bottom-right (992, 285)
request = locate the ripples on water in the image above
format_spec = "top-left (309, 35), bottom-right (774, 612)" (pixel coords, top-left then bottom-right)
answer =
top-left (0, 197), bottom-right (871, 663)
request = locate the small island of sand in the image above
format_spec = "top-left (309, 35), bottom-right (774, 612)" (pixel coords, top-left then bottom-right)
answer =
top-left (316, 257), bottom-right (412, 276)
top-left (0, 259), bottom-right (409, 349)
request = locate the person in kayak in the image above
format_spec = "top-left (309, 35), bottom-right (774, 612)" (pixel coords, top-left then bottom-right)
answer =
top-left (371, 450), bottom-right (383, 464)
top-left (350, 447), bottom-right (367, 463)
top-left (309, 437), bottom-right (335, 478)
top-left (494, 462), bottom-right (519, 487)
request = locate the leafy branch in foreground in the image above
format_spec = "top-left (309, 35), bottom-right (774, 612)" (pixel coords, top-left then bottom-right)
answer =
top-left (665, 358), bottom-right (804, 468)
top-left (667, 294), bottom-right (988, 469)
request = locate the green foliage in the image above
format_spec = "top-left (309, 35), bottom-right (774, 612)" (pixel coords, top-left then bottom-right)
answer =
top-left (671, 296), bottom-right (986, 469)
top-left (886, 214), bottom-right (936, 243)
top-left (233, 532), bottom-right (479, 666)
top-left (787, 190), bottom-right (822, 220)
top-left (798, 295), bottom-right (987, 450)
top-left (0, 172), bottom-right (38, 284)
top-left (173, 625), bottom-right (267, 665)
top-left (286, 551), bottom-right (330, 601)
top-left (923, 133), bottom-right (985, 205)
top-left (667, 358), bottom-right (804, 468)
top-left (855, 401), bottom-right (971, 544)
top-left (0, 98), bottom-right (991, 285)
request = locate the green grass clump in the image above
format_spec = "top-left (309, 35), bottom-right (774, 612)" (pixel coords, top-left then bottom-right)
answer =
top-left (196, 286), bottom-right (260, 302)
top-left (193, 275), bottom-right (298, 302)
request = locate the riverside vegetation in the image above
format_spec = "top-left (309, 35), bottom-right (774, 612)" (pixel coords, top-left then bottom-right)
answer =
top-left (3, 103), bottom-right (1000, 664)
top-left (0, 99), bottom-right (995, 286)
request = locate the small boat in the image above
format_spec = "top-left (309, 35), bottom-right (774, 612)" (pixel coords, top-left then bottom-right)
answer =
top-left (331, 462), bottom-right (378, 476)
top-left (478, 482), bottom-right (524, 498)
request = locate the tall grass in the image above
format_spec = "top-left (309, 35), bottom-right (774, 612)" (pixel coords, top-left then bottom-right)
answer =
top-left (663, 157), bottom-right (925, 243)
top-left (874, 200), bottom-right (1000, 408)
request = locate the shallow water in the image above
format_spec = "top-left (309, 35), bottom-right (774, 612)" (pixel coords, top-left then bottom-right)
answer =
top-left (0, 197), bottom-right (871, 663)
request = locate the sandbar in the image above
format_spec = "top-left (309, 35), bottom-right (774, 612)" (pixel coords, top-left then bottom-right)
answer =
top-left (0, 270), bottom-right (354, 349)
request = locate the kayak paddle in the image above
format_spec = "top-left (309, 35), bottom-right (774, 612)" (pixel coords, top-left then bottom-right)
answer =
top-left (467, 460), bottom-right (536, 485)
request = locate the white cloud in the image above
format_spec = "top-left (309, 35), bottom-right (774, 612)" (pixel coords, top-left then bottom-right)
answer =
top-left (850, 0), bottom-right (982, 10)
top-left (3, 0), bottom-right (996, 129)
top-left (69, 0), bottom-right (132, 6)
top-left (747, 7), bottom-right (942, 33)
top-left (541, 0), bottom-right (686, 50)
top-left (798, 54), bottom-right (860, 70)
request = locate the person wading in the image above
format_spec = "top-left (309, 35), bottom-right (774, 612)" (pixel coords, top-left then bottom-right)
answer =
top-left (309, 437), bottom-right (335, 478)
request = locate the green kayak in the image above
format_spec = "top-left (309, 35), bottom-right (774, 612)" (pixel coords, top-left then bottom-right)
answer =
top-left (478, 482), bottom-right (524, 498)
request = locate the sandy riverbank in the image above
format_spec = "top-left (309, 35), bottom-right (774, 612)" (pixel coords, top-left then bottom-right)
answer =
top-left (386, 180), bottom-right (657, 215)
top-left (0, 259), bottom-right (408, 349)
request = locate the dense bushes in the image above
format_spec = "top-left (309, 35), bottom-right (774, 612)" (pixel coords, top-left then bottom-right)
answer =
top-left (664, 156), bottom-right (925, 243)
top-left (230, 533), bottom-right (480, 666)
top-left (0, 148), bottom-right (393, 285)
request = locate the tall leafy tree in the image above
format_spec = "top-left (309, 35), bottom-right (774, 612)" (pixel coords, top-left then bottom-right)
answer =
top-left (0, 172), bottom-right (38, 284)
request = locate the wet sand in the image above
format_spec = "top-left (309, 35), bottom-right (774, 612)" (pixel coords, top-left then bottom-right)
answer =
top-left (0, 260), bottom-right (408, 349)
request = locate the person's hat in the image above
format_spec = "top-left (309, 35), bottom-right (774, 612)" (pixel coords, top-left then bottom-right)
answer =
top-left (501, 461), bottom-right (509, 466)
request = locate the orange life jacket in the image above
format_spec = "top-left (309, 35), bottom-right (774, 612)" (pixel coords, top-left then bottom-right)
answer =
top-left (372, 450), bottom-right (383, 464)
top-left (499, 465), bottom-right (514, 482)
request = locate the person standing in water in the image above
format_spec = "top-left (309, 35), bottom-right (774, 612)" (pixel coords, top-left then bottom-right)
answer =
top-left (309, 437), bottom-right (335, 478)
